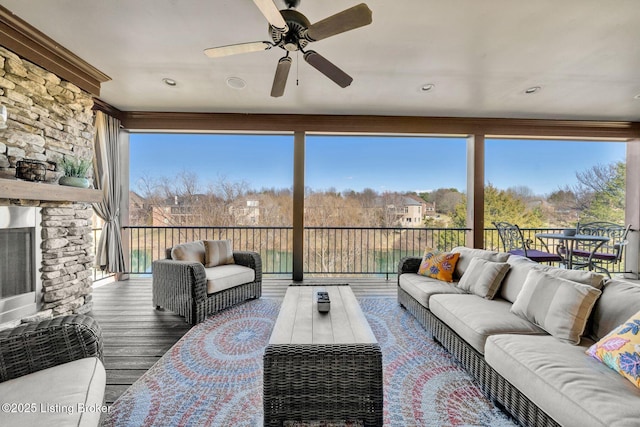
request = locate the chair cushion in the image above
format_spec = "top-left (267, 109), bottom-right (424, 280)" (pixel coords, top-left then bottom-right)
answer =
top-left (485, 334), bottom-right (640, 427)
top-left (0, 357), bottom-right (106, 427)
top-left (572, 249), bottom-right (618, 261)
top-left (205, 264), bottom-right (255, 294)
top-left (398, 273), bottom-right (465, 308)
top-left (429, 294), bottom-right (546, 354)
top-left (509, 249), bottom-right (562, 262)
top-left (510, 269), bottom-right (602, 344)
top-left (457, 257), bottom-right (510, 299)
top-left (171, 241), bottom-right (205, 264)
top-left (203, 239), bottom-right (235, 267)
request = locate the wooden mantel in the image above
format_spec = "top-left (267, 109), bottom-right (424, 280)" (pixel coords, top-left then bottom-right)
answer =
top-left (0, 179), bottom-right (102, 203)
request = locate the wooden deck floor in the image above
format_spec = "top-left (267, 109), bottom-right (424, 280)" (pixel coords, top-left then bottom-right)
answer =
top-left (88, 277), bottom-right (398, 404)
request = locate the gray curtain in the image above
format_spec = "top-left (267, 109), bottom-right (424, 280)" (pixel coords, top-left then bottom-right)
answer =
top-left (93, 111), bottom-right (126, 273)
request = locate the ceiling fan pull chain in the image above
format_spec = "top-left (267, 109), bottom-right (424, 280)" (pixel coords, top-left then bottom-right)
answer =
top-left (296, 50), bottom-right (299, 86)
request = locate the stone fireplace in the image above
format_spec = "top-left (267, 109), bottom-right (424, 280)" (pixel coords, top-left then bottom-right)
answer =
top-left (0, 46), bottom-right (97, 326)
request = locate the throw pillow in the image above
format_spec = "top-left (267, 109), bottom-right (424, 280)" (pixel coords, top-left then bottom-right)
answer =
top-left (417, 251), bottom-right (460, 283)
top-left (203, 239), bottom-right (235, 267)
top-left (510, 269), bottom-right (602, 345)
top-left (170, 241), bottom-right (205, 264)
top-left (457, 257), bottom-right (510, 299)
top-left (586, 310), bottom-right (640, 388)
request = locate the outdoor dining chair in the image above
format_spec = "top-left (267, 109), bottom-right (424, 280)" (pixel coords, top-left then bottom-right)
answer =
top-left (493, 221), bottom-right (564, 264)
top-left (570, 221), bottom-right (631, 277)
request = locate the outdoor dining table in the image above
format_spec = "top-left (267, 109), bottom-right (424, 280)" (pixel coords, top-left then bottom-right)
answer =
top-left (534, 232), bottom-right (610, 270)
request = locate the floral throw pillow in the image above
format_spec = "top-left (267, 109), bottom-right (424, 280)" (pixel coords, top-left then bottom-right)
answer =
top-left (586, 310), bottom-right (640, 388)
top-left (417, 251), bottom-right (460, 283)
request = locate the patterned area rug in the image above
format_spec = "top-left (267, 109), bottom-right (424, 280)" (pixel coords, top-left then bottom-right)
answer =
top-left (104, 298), bottom-right (516, 427)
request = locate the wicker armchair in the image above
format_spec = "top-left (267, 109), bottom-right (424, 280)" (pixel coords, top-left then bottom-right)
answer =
top-left (0, 314), bottom-right (103, 382)
top-left (152, 247), bottom-right (262, 325)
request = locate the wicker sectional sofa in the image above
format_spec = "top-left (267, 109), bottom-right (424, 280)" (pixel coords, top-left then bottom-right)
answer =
top-left (398, 246), bottom-right (640, 427)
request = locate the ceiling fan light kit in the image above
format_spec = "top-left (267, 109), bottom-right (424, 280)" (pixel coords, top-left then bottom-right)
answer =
top-left (204, 0), bottom-right (372, 97)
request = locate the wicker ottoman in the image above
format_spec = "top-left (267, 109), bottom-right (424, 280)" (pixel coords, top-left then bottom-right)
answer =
top-left (263, 285), bottom-right (383, 427)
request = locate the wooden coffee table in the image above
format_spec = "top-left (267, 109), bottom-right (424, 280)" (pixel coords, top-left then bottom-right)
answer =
top-left (263, 285), bottom-right (383, 427)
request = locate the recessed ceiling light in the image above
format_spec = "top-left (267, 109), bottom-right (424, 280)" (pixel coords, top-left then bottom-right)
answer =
top-left (420, 83), bottom-right (435, 92)
top-left (634, 93), bottom-right (640, 100)
top-left (162, 78), bottom-right (177, 87)
top-left (524, 86), bottom-right (541, 94)
top-left (226, 77), bottom-right (247, 90)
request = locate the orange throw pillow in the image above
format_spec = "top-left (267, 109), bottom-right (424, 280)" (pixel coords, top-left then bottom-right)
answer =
top-left (417, 251), bottom-right (461, 282)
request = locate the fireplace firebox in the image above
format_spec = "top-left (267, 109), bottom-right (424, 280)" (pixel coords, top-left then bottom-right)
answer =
top-left (0, 206), bottom-right (42, 323)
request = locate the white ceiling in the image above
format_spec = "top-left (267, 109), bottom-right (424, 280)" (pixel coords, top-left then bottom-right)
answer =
top-left (2, 0), bottom-right (640, 121)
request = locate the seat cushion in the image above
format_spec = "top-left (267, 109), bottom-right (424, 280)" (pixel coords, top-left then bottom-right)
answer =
top-left (205, 264), bottom-right (256, 294)
top-left (0, 357), bottom-right (106, 427)
top-left (429, 294), bottom-right (546, 354)
top-left (485, 334), bottom-right (640, 427)
top-left (398, 273), bottom-right (465, 309)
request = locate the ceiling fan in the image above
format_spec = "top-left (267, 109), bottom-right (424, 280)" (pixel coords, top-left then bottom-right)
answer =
top-left (204, 0), bottom-right (373, 97)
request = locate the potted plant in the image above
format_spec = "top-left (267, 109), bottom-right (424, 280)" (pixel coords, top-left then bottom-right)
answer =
top-left (58, 156), bottom-right (92, 188)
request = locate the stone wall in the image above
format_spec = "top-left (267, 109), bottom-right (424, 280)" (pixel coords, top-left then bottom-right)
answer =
top-left (0, 46), bottom-right (97, 317)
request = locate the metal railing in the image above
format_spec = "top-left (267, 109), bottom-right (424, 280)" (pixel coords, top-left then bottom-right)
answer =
top-left (98, 225), bottom-right (626, 281)
top-left (123, 226), bottom-right (469, 278)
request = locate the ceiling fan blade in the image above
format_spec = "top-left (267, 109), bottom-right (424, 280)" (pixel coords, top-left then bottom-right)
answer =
top-left (303, 50), bottom-right (353, 88)
top-left (252, 0), bottom-right (289, 33)
top-left (271, 56), bottom-right (292, 97)
top-left (204, 41), bottom-right (272, 58)
top-left (305, 3), bottom-right (372, 42)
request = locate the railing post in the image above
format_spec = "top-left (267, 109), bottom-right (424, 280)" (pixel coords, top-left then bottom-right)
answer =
top-left (293, 131), bottom-right (305, 282)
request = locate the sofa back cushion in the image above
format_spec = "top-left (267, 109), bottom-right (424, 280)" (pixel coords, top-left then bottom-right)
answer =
top-left (590, 279), bottom-right (640, 340)
top-left (457, 257), bottom-right (510, 299)
top-left (451, 247), bottom-right (510, 281)
top-left (500, 255), bottom-right (605, 303)
top-left (510, 269), bottom-right (602, 344)
top-left (170, 241), bottom-right (206, 264)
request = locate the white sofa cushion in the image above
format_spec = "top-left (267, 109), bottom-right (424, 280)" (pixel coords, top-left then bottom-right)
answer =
top-left (457, 257), bottom-right (510, 299)
top-left (451, 247), bottom-right (510, 281)
top-left (0, 357), bottom-right (106, 427)
top-left (398, 273), bottom-right (465, 308)
top-left (485, 334), bottom-right (640, 427)
top-left (429, 294), bottom-right (545, 354)
top-left (205, 264), bottom-right (255, 294)
top-left (590, 278), bottom-right (640, 340)
top-left (510, 269), bottom-right (602, 345)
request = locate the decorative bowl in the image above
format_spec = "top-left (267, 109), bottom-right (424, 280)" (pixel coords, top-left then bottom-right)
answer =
top-left (563, 228), bottom-right (577, 236)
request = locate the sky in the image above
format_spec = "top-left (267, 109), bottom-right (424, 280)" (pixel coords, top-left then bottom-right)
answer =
top-left (129, 133), bottom-right (626, 196)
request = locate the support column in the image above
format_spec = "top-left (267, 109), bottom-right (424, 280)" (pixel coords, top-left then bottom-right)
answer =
top-left (117, 129), bottom-right (131, 281)
top-left (625, 139), bottom-right (640, 279)
top-left (466, 135), bottom-right (485, 249)
top-left (292, 131), bottom-right (305, 282)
